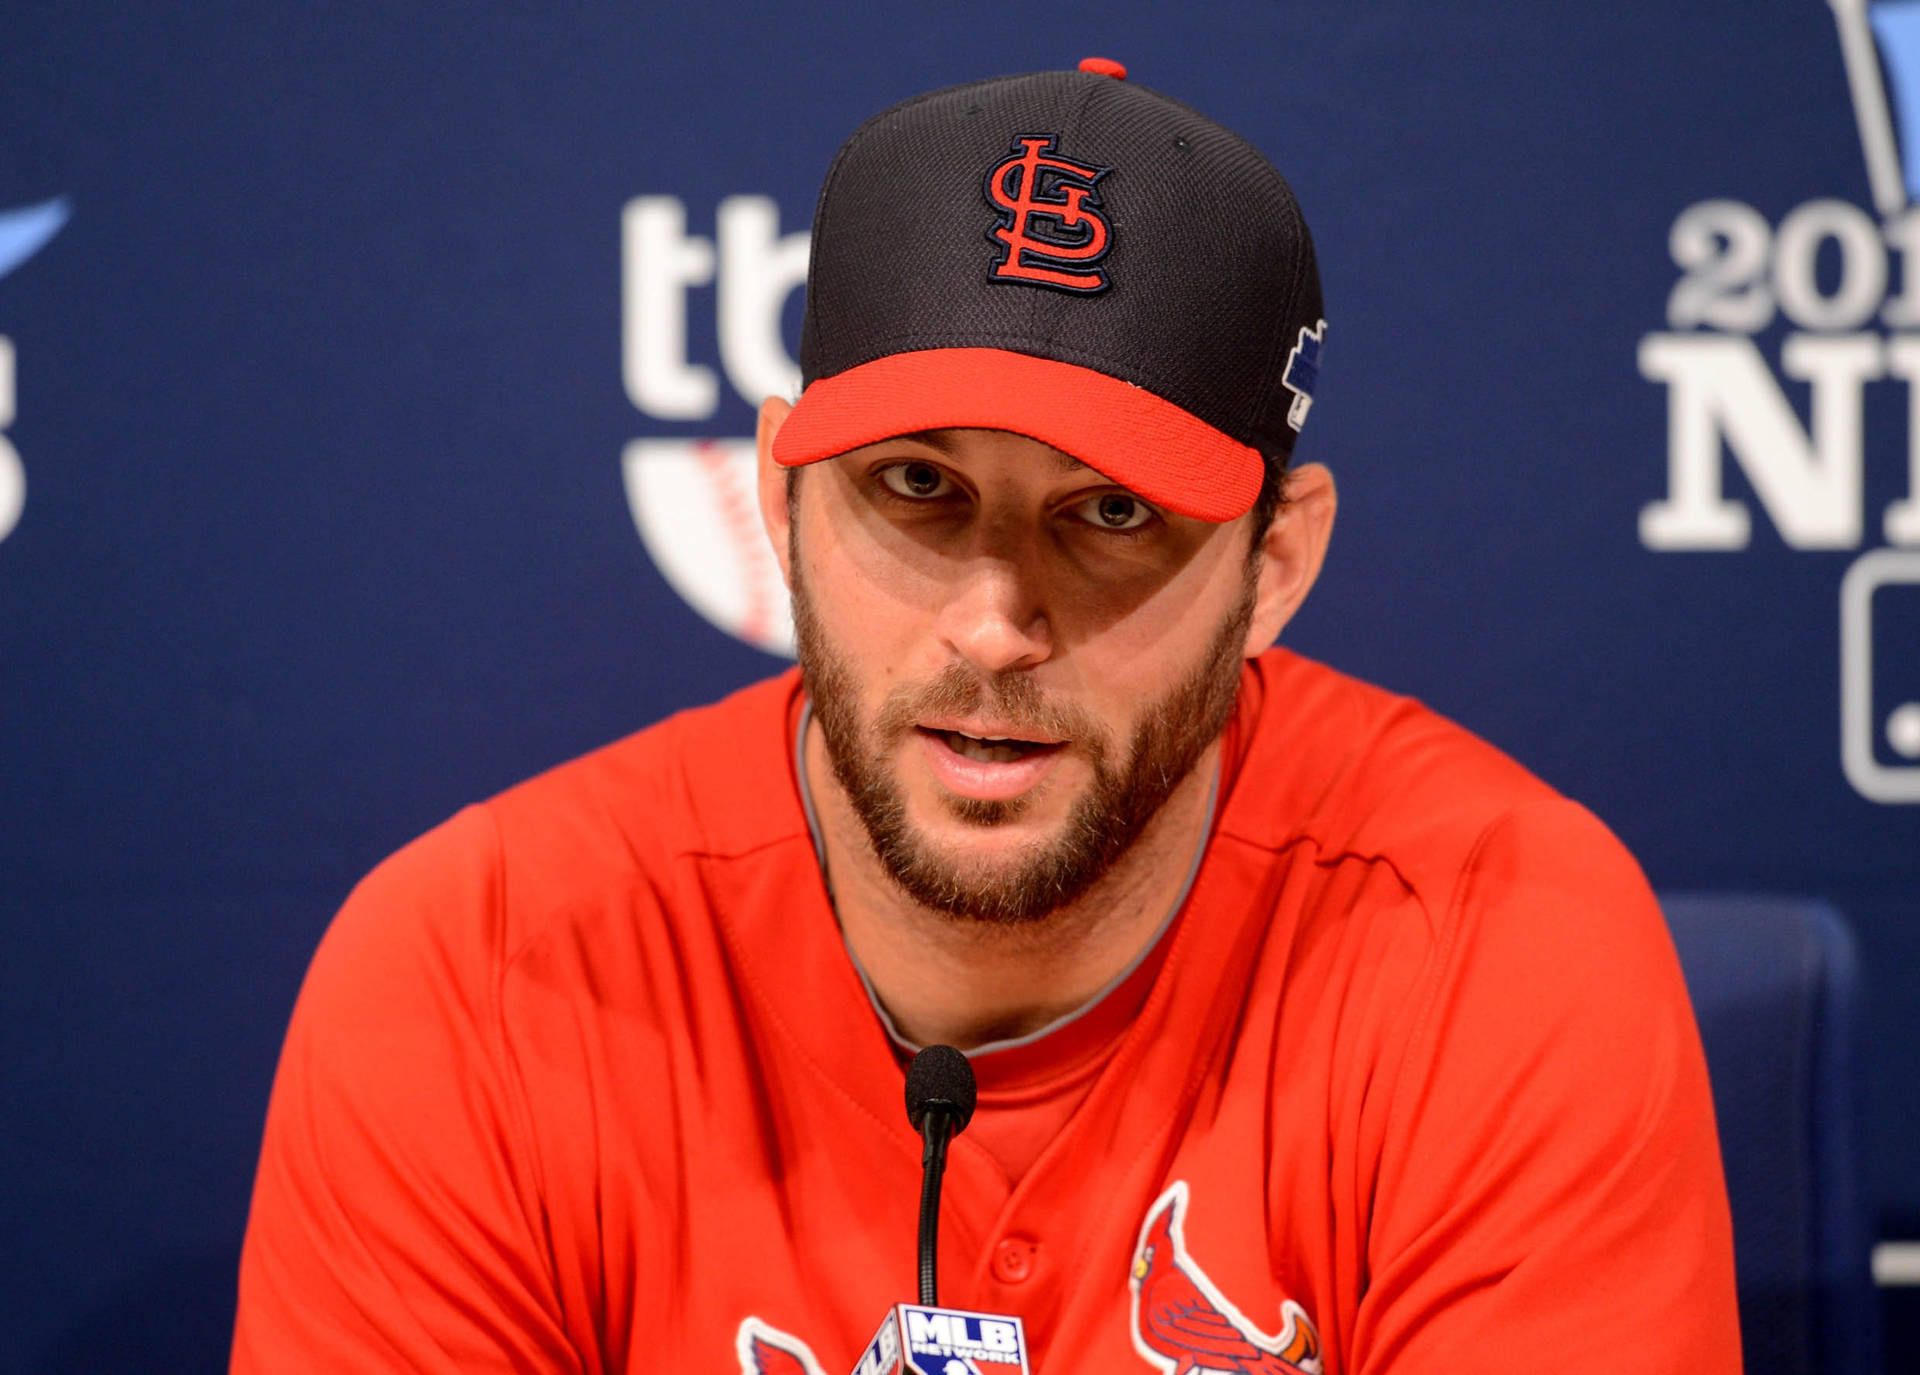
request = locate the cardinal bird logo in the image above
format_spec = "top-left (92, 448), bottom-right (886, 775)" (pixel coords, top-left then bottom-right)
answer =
top-left (736, 1317), bottom-right (830, 1375)
top-left (1128, 1182), bottom-right (1323, 1375)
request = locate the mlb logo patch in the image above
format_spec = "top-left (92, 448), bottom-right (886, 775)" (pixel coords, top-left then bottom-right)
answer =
top-left (855, 1304), bottom-right (1030, 1375)
top-left (1282, 319), bottom-right (1326, 432)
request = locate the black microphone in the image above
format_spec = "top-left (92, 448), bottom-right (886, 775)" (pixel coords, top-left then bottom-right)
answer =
top-left (846, 1047), bottom-right (1025, 1375)
top-left (904, 1045), bottom-right (977, 1307)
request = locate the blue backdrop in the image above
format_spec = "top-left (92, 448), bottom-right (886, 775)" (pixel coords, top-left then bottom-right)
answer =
top-left (2, 3), bottom-right (1915, 1367)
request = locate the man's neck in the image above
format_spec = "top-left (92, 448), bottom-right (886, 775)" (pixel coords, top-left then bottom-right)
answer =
top-left (803, 717), bottom-right (1221, 1051)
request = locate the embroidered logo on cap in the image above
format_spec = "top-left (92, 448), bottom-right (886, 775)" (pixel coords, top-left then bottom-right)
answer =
top-left (984, 134), bottom-right (1114, 294)
top-left (1282, 319), bottom-right (1326, 432)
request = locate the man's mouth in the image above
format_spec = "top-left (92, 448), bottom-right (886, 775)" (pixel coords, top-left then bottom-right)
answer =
top-left (910, 716), bottom-right (1073, 803)
top-left (933, 729), bottom-right (1057, 764)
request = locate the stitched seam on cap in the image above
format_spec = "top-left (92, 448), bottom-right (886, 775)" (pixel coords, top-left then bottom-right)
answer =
top-left (1035, 78), bottom-right (1109, 355)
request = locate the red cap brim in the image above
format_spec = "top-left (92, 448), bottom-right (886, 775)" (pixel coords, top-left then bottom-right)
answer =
top-left (770, 348), bottom-right (1264, 522)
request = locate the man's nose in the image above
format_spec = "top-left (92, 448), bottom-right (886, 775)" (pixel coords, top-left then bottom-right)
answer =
top-left (937, 544), bottom-right (1053, 676)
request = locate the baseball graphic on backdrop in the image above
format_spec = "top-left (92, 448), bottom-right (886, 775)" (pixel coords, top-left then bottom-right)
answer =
top-left (623, 437), bottom-right (795, 657)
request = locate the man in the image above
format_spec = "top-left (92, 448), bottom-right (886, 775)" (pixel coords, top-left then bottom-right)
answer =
top-left (234, 61), bottom-right (1740, 1373)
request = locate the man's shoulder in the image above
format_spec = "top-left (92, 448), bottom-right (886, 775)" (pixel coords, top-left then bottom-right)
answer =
top-left (332, 669), bottom-right (808, 973)
top-left (1227, 649), bottom-right (1621, 906)
top-left (485, 667), bottom-right (807, 867)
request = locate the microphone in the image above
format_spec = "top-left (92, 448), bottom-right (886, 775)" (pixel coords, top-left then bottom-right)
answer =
top-left (904, 1046), bottom-right (977, 1307)
top-left (845, 1047), bottom-right (1028, 1375)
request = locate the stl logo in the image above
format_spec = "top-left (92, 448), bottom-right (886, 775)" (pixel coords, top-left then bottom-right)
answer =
top-left (984, 134), bottom-right (1114, 294)
top-left (1129, 1182), bottom-right (1322, 1375)
top-left (737, 1316), bottom-right (829, 1375)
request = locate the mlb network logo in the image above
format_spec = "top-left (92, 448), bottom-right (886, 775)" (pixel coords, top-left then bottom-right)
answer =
top-left (853, 1305), bottom-right (1030, 1375)
top-left (1640, 0), bottom-right (1920, 802)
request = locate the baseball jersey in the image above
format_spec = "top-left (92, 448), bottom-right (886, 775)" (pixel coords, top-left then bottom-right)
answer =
top-left (232, 647), bottom-right (1740, 1374)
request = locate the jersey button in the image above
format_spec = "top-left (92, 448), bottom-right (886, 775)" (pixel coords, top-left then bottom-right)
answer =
top-left (991, 1237), bottom-right (1038, 1284)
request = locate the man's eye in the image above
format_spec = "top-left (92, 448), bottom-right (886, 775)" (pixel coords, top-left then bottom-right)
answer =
top-left (878, 461), bottom-right (955, 500)
top-left (1072, 491), bottom-right (1156, 531)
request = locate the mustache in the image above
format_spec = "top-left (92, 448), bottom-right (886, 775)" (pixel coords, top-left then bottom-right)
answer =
top-left (874, 662), bottom-right (1104, 747)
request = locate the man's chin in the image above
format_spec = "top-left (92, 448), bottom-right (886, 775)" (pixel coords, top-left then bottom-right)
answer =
top-left (894, 795), bottom-right (1051, 857)
top-left (919, 779), bottom-right (1035, 827)
top-left (874, 847), bottom-right (1084, 927)
top-left (853, 795), bottom-right (1075, 922)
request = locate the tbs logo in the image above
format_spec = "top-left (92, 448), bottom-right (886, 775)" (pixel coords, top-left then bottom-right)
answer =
top-left (619, 194), bottom-right (806, 656)
top-left (1639, 0), bottom-right (1920, 801)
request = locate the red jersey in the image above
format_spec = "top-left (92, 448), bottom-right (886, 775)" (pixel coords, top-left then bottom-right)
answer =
top-left (233, 649), bottom-right (1740, 1373)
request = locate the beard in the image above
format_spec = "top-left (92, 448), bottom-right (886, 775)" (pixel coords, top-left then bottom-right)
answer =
top-left (792, 564), bottom-right (1252, 926)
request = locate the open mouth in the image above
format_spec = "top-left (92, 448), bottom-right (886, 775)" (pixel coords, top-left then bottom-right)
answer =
top-left (921, 727), bottom-right (1062, 764)
top-left (913, 723), bottom-right (1069, 802)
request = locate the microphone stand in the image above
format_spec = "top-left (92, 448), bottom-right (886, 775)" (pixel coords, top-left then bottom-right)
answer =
top-left (903, 1044), bottom-right (976, 1309)
top-left (916, 1105), bottom-right (956, 1306)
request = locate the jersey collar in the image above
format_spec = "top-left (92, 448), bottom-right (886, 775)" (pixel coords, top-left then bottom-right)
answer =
top-left (792, 698), bottom-right (1216, 1067)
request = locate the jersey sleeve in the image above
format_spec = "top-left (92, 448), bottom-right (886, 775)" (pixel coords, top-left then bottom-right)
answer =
top-left (1350, 800), bottom-right (1740, 1373)
top-left (232, 805), bottom-right (583, 1374)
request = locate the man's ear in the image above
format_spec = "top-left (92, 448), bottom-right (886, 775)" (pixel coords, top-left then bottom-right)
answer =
top-left (756, 397), bottom-right (795, 587)
top-left (1244, 462), bottom-right (1337, 655)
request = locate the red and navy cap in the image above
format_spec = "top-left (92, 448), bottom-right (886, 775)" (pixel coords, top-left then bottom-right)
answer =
top-left (772, 58), bottom-right (1326, 523)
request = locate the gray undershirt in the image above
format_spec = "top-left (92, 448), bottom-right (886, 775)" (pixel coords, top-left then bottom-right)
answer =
top-left (794, 700), bottom-right (1216, 1060)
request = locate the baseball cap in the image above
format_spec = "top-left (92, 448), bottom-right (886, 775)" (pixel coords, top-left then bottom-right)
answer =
top-left (771, 58), bottom-right (1326, 523)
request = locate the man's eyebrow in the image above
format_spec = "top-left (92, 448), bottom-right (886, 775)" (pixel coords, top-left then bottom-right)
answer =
top-left (893, 430), bottom-right (958, 455)
top-left (891, 429), bottom-right (1095, 477)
